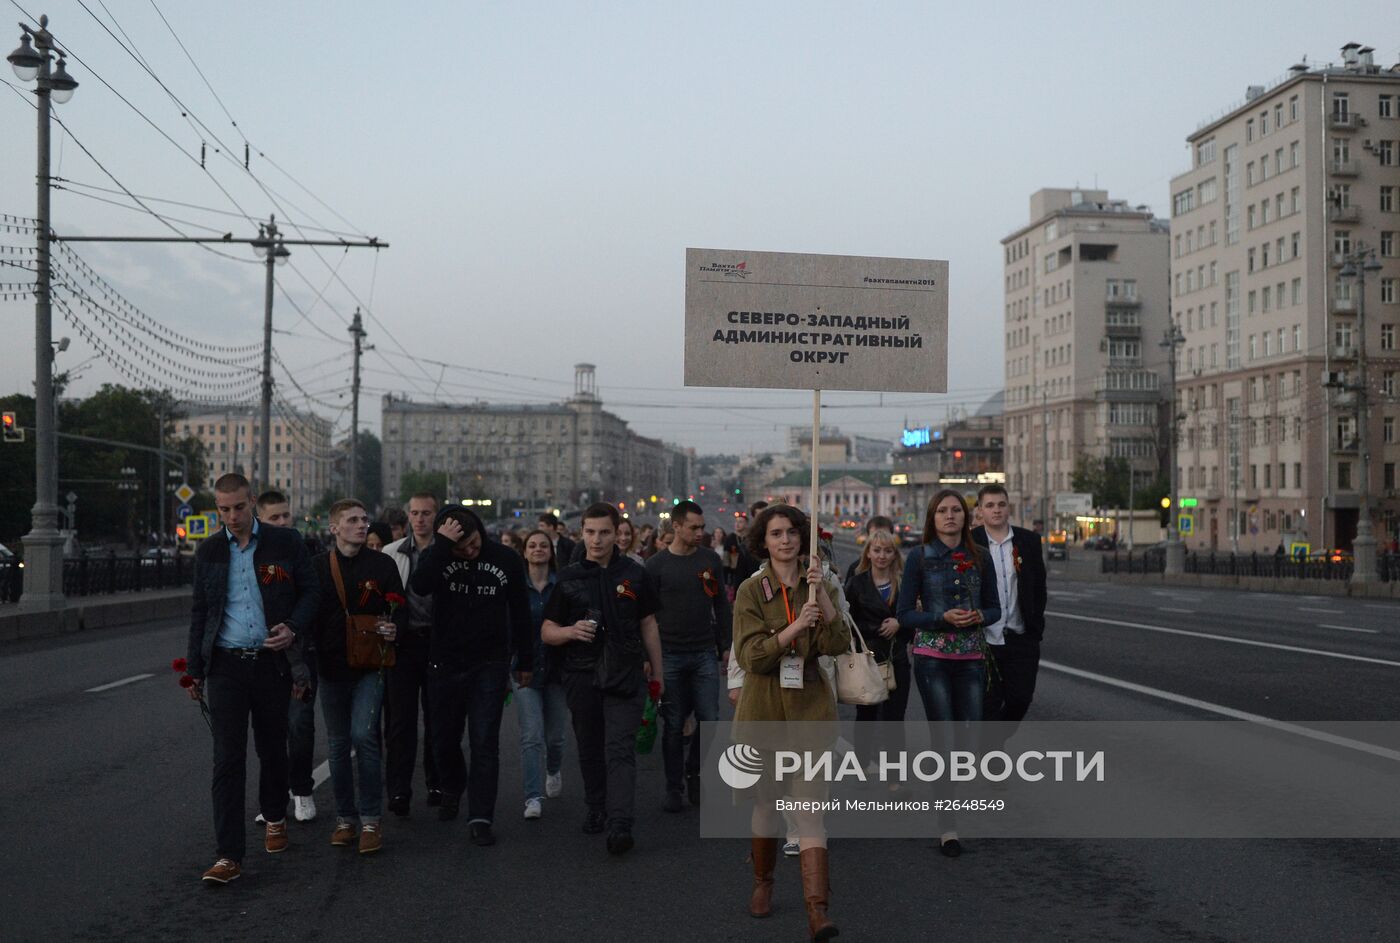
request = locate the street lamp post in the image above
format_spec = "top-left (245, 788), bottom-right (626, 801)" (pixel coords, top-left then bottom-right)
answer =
top-left (1338, 246), bottom-right (1383, 585)
top-left (10, 14), bottom-right (78, 609)
top-left (1160, 324), bottom-right (1186, 575)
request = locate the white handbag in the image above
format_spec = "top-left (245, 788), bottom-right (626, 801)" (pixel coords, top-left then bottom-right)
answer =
top-left (835, 613), bottom-right (889, 706)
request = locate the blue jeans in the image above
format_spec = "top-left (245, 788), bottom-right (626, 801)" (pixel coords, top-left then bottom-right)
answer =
top-left (912, 656), bottom-right (985, 723)
top-left (660, 650), bottom-right (720, 793)
top-left (319, 672), bottom-right (385, 822)
top-left (516, 681), bottom-right (569, 801)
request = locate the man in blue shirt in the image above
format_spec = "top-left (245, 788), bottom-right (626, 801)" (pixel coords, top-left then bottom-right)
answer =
top-left (186, 473), bottom-right (318, 885)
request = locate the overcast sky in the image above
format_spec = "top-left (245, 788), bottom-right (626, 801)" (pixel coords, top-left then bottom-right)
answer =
top-left (1, 1), bottom-right (1393, 455)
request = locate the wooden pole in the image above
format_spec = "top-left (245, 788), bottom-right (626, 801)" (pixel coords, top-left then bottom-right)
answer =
top-left (809, 388), bottom-right (821, 601)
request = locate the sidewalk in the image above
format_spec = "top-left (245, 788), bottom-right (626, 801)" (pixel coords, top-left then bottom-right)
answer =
top-left (0, 588), bottom-right (192, 643)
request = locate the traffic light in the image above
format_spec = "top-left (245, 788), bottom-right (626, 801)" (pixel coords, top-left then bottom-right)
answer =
top-left (2, 411), bottom-right (21, 443)
top-left (1158, 496), bottom-right (1171, 527)
top-left (175, 524), bottom-right (187, 540)
top-left (734, 487), bottom-right (741, 495)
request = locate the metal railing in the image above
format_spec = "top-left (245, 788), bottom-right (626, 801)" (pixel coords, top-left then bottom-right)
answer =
top-left (1102, 551), bottom-right (1400, 582)
top-left (0, 554), bottom-right (194, 604)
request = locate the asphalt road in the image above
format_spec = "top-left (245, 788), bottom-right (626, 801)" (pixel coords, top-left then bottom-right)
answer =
top-left (4, 542), bottom-right (1399, 941)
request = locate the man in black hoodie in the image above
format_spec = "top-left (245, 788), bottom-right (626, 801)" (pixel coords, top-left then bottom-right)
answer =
top-left (542, 502), bottom-right (663, 855)
top-left (410, 507), bottom-right (532, 847)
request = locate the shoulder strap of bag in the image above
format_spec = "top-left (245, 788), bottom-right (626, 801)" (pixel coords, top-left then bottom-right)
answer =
top-left (328, 551), bottom-right (350, 612)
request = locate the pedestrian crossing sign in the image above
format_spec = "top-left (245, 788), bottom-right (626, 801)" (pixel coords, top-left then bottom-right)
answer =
top-left (187, 515), bottom-right (208, 539)
top-left (1178, 514), bottom-right (1194, 535)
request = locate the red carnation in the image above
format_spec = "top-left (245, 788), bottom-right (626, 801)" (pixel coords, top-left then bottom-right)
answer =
top-left (178, 674), bottom-right (196, 689)
top-left (171, 657), bottom-right (187, 672)
top-left (648, 680), bottom-right (662, 702)
top-left (385, 593), bottom-right (407, 607)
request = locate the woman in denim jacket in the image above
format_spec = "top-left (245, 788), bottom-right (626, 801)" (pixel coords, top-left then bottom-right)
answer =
top-left (896, 488), bottom-right (1000, 856)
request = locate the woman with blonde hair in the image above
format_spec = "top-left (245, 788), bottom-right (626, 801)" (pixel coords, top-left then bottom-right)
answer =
top-left (844, 529), bottom-right (911, 769)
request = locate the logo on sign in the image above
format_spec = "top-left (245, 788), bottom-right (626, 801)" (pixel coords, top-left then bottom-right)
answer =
top-left (698, 260), bottom-right (749, 279)
top-left (901, 427), bottom-right (931, 448)
top-left (717, 743), bottom-right (764, 789)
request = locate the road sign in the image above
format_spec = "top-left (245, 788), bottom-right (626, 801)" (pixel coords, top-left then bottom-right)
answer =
top-left (1055, 492), bottom-right (1094, 516)
top-left (174, 483), bottom-right (194, 504)
top-left (1178, 514), bottom-right (1194, 535)
top-left (177, 503), bottom-right (193, 519)
top-left (187, 515), bottom-right (208, 540)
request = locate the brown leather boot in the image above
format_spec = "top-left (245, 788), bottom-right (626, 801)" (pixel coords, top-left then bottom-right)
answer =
top-left (749, 837), bottom-right (779, 917)
top-left (799, 846), bottom-right (838, 940)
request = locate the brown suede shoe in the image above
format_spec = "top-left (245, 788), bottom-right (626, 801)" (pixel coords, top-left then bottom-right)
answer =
top-left (264, 819), bottom-right (288, 854)
top-left (358, 822), bottom-right (382, 855)
top-left (201, 858), bottom-right (241, 884)
top-left (330, 821), bottom-right (357, 847)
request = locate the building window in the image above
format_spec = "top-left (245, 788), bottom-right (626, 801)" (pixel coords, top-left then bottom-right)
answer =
top-left (1225, 272), bottom-right (1241, 368)
top-left (1338, 462), bottom-right (1352, 491)
top-left (1290, 141), bottom-right (1299, 168)
top-left (1224, 145), bottom-right (1240, 245)
top-left (1382, 95), bottom-right (1395, 119)
top-left (1332, 92), bottom-right (1350, 120)
top-left (1385, 418), bottom-right (1395, 445)
top-left (1383, 232), bottom-right (1395, 256)
top-left (1380, 141), bottom-right (1396, 166)
top-left (1382, 280), bottom-right (1396, 305)
top-left (1383, 324), bottom-right (1396, 350)
top-left (1334, 230), bottom-right (1352, 257)
top-left (1247, 119), bottom-right (1255, 142)
top-left (1197, 137), bottom-right (1216, 165)
top-left (1289, 95), bottom-right (1299, 121)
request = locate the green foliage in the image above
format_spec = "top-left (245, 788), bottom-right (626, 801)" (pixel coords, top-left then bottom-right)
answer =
top-left (399, 469), bottom-right (448, 505)
top-left (1071, 456), bottom-right (1170, 510)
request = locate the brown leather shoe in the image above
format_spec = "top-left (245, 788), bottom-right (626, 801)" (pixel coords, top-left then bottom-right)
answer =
top-left (749, 837), bottom-right (779, 918)
top-left (201, 858), bottom-right (241, 884)
top-left (330, 821), bottom-right (357, 847)
top-left (799, 846), bottom-right (838, 941)
top-left (358, 822), bottom-right (382, 855)
top-left (264, 819), bottom-right (288, 854)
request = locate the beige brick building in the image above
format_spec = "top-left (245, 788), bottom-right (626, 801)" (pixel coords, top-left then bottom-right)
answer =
top-left (1168, 45), bottom-right (1400, 552)
top-left (178, 404), bottom-right (333, 515)
top-left (1001, 189), bottom-right (1172, 527)
top-left (380, 364), bottom-right (693, 515)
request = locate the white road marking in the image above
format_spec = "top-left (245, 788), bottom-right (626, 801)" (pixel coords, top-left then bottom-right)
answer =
top-left (1317, 623), bottom-right (1380, 635)
top-left (1046, 610), bottom-right (1400, 668)
top-left (1158, 607), bottom-right (1196, 614)
top-left (85, 673), bottom-right (155, 693)
top-left (1298, 607), bottom-right (1343, 615)
top-left (1040, 660), bottom-right (1400, 764)
top-left (1364, 604), bottom-right (1399, 612)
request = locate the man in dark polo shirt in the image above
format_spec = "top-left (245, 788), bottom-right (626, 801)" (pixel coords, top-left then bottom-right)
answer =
top-left (645, 500), bottom-right (730, 811)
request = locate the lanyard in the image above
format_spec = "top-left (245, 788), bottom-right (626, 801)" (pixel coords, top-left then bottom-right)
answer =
top-left (779, 584), bottom-right (795, 625)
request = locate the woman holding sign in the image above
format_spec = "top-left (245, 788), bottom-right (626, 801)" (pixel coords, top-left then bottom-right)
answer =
top-left (732, 505), bottom-right (849, 941)
top-left (896, 489), bottom-right (1000, 858)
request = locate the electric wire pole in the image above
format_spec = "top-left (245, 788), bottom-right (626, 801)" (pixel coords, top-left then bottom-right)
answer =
top-left (348, 309), bottom-right (369, 498)
top-left (1161, 324), bottom-right (1186, 574)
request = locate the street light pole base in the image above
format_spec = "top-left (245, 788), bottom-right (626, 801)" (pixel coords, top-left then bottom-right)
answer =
top-left (1350, 534), bottom-right (1377, 586)
top-left (1164, 539), bottom-right (1186, 576)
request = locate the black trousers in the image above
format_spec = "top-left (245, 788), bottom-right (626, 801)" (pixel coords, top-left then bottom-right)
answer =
top-left (854, 657), bottom-right (912, 763)
top-left (428, 659), bottom-right (509, 823)
top-left (563, 669), bottom-right (646, 832)
top-left (384, 633), bottom-right (438, 800)
top-left (205, 648), bottom-right (291, 862)
top-left (984, 632), bottom-right (1042, 723)
top-left (287, 649), bottom-right (317, 797)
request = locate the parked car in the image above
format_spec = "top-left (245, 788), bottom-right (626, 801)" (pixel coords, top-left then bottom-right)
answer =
top-left (1047, 530), bottom-right (1069, 560)
top-left (140, 547), bottom-right (178, 567)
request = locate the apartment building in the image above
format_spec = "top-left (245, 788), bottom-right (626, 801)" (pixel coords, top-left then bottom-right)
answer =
top-left (1169, 44), bottom-right (1400, 552)
top-left (178, 404), bottom-right (333, 515)
top-left (1002, 188), bottom-right (1172, 526)
top-left (380, 364), bottom-right (693, 512)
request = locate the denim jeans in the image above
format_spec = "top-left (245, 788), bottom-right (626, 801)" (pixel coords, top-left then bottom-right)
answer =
top-left (660, 650), bottom-right (720, 794)
top-left (515, 681), bottom-right (569, 801)
top-left (912, 656), bottom-right (985, 723)
top-left (428, 660), bottom-right (510, 824)
top-left (563, 667), bottom-right (646, 832)
top-left (319, 671), bottom-right (385, 822)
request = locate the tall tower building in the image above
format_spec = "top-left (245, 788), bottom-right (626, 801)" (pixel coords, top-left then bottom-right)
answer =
top-left (1169, 45), bottom-right (1400, 552)
top-left (1001, 189), bottom-right (1171, 527)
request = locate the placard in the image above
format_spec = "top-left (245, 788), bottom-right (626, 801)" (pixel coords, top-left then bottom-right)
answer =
top-left (684, 248), bottom-right (948, 392)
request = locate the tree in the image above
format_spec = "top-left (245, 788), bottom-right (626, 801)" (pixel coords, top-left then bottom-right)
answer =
top-left (355, 431), bottom-right (383, 510)
top-left (1071, 456), bottom-right (1130, 509)
top-left (399, 470), bottom-right (448, 505)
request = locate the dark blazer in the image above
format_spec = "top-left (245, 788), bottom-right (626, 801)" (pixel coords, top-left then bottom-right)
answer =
top-left (186, 522), bottom-right (320, 684)
top-left (971, 525), bottom-right (1048, 641)
top-left (843, 568), bottom-right (911, 663)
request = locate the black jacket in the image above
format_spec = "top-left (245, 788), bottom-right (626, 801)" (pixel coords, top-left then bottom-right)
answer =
top-left (410, 526), bottom-right (532, 672)
top-left (971, 525), bottom-right (1048, 641)
top-left (542, 549), bottom-right (659, 673)
top-left (311, 546), bottom-right (405, 682)
top-left (186, 522), bottom-right (319, 684)
top-left (843, 568), bottom-right (911, 663)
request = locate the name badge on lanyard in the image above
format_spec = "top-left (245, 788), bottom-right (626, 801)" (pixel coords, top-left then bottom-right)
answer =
top-left (779, 584), bottom-right (803, 689)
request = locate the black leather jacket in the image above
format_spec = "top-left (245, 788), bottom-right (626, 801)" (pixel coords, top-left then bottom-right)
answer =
top-left (843, 568), bottom-right (910, 663)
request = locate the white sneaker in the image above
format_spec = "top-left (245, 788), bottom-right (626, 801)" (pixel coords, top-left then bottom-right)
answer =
top-left (254, 813), bottom-right (266, 825)
top-left (524, 798), bottom-right (543, 820)
top-left (545, 772), bottom-right (562, 798)
top-left (294, 795), bottom-right (317, 822)
top-left (783, 840), bottom-right (800, 857)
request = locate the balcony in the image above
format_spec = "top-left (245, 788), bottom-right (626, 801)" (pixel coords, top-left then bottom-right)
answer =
top-left (1330, 159), bottom-right (1360, 176)
top-left (1095, 370), bottom-right (1161, 402)
top-left (1333, 296), bottom-right (1356, 313)
top-left (1329, 112), bottom-right (1362, 131)
top-left (1333, 345), bottom-right (1357, 360)
top-left (1328, 205), bottom-right (1360, 223)
top-left (1332, 252), bottom-right (1351, 267)
top-left (1105, 323), bottom-right (1143, 339)
top-left (1333, 438), bottom-right (1359, 454)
